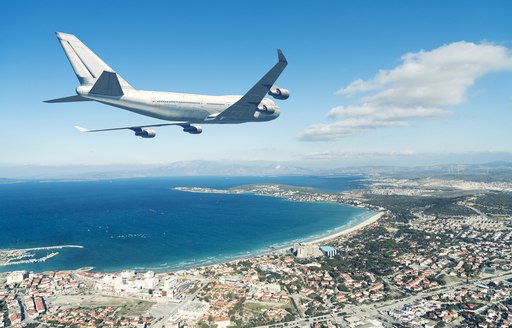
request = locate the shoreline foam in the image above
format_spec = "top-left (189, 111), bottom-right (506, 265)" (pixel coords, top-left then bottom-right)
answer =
top-left (304, 211), bottom-right (383, 245)
top-left (141, 211), bottom-right (383, 273)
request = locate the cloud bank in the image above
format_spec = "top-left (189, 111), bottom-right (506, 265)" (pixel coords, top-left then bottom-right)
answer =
top-left (299, 41), bottom-right (512, 141)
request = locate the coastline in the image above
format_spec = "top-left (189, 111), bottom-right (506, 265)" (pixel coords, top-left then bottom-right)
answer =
top-left (304, 211), bottom-right (383, 245)
top-left (1, 179), bottom-right (380, 273)
top-left (0, 209), bottom-right (380, 274)
top-left (161, 210), bottom-right (384, 272)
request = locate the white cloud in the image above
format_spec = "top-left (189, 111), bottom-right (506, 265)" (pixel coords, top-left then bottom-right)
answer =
top-left (299, 105), bottom-right (451, 141)
top-left (326, 105), bottom-right (450, 120)
top-left (300, 41), bottom-right (512, 141)
top-left (300, 118), bottom-right (408, 141)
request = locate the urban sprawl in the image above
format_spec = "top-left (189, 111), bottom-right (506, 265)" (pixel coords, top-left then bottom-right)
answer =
top-left (1, 172), bottom-right (512, 328)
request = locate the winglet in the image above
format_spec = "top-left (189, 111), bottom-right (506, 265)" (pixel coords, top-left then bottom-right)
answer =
top-left (277, 49), bottom-right (287, 63)
top-left (74, 126), bottom-right (89, 133)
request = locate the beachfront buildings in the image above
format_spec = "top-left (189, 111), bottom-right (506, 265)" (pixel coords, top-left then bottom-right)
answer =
top-left (6, 271), bottom-right (26, 286)
top-left (320, 246), bottom-right (337, 257)
top-left (294, 243), bottom-right (338, 258)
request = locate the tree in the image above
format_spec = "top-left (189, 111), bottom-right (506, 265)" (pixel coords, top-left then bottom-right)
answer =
top-left (337, 284), bottom-right (349, 292)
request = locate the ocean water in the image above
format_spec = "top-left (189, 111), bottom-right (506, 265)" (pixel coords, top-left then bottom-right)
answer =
top-left (0, 176), bottom-right (371, 272)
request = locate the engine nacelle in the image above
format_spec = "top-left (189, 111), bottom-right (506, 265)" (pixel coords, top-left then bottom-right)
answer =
top-left (268, 86), bottom-right (290, 100)
top-left (183, 125), bottom-right (203, 134)
top-left (135, 129), bottom-right (156, 138)
top-left (257, 104), bottom-right (276, 114)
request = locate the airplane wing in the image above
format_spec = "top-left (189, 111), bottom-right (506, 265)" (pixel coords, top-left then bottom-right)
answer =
top-left (214, 49), bottom-right (288, 121)
top-left (75, 122), bottom-right (202, 137)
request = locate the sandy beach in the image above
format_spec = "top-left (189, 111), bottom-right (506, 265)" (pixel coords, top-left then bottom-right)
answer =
top-left (305, 211), bottom-right (384, 245)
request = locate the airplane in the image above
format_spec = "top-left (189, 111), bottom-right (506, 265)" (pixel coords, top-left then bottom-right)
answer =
top-left (45, 32), bottom-right (289, 138)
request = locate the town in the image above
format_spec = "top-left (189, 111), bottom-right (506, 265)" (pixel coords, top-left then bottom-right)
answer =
top-left (1, 173), bottom-right (512, 327)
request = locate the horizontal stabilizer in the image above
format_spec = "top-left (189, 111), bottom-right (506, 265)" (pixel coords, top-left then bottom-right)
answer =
top-left (89, 70), bottom-right (124, 97)
top-left (44, 95), bottom-right (92, 103)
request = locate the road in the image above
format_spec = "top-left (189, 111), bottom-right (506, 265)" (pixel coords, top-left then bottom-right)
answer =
top-left (253, 271), bottom-right (512, 328)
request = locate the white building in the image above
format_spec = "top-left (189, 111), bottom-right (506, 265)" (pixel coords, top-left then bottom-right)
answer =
top-left (219, 275), bottom-right (241, 285)
top-left (293, 243), bottom-right (323, 258)
top-left (6, 271), bottom-right (27, 285)
top-left (215, 317), bottom-right (231, 328)
top-left (320, 245), bottom-right (337, 258)
top-left (121, 270), bottom-right (135, 279)
top-left (252, 283), bottom-right (281, 293)
top-left (345, 316), bottom-right (384, 328)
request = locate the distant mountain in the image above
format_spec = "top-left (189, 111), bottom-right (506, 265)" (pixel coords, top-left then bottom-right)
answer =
top-left (0, 161), bottom-right (315, 180)
top-left (329, 162), bottom-right (512, 182)
top-left (2, 160), bottom-right (512, 181)
top-left (143, 160), bottom-right (312, 177)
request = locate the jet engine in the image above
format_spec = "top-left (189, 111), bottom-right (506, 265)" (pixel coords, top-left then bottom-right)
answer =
top-left (268, 86), bottom-right (290, 100)
top-left (183, 125), bottom-right (203, 134)
top-left (257, 104), bottom-right (276, 114)
top-left (135, 128), bottom-right (156, 138)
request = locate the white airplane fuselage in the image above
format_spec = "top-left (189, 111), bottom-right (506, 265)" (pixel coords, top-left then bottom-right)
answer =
top-left (47, 32), bottom-right (288, 137)
top-left (77, 86), bottom-right (280, 124)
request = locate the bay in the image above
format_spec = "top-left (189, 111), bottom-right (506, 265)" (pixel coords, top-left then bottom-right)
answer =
top-left (0, 176), bottom-right (370, 272)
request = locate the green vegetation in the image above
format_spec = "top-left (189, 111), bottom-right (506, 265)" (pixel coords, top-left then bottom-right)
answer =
top-left (116, 300), bottom-right (153, 316)
top-left (320, 226), bottom-right (401, 276)
top-left (76, 295), bottom-right (153, 317)
top-left (474, 191), bottom-right (512, 216)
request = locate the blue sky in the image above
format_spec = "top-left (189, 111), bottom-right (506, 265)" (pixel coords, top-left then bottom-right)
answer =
top-left (1, 1), bottom-right (511, 167)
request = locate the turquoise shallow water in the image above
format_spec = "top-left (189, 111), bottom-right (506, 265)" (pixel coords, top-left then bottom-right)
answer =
top-left (0, 176), bottom-right (371, 272)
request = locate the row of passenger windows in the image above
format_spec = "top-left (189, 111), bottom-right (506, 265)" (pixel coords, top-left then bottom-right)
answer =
top-left (156, 100), bottom-right (201, 105)
top-left (156, 100), bottom-right (227, 106)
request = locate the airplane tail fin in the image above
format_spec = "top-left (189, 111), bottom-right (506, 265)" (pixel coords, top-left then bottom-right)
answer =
top-left (54, 32), bottom-right (133, 90)
top-left (89, 71), bottom-right (124, 96)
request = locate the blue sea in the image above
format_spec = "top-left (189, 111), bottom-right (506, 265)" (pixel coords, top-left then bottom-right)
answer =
top-left (0, 176), bottom-right (371, 272)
